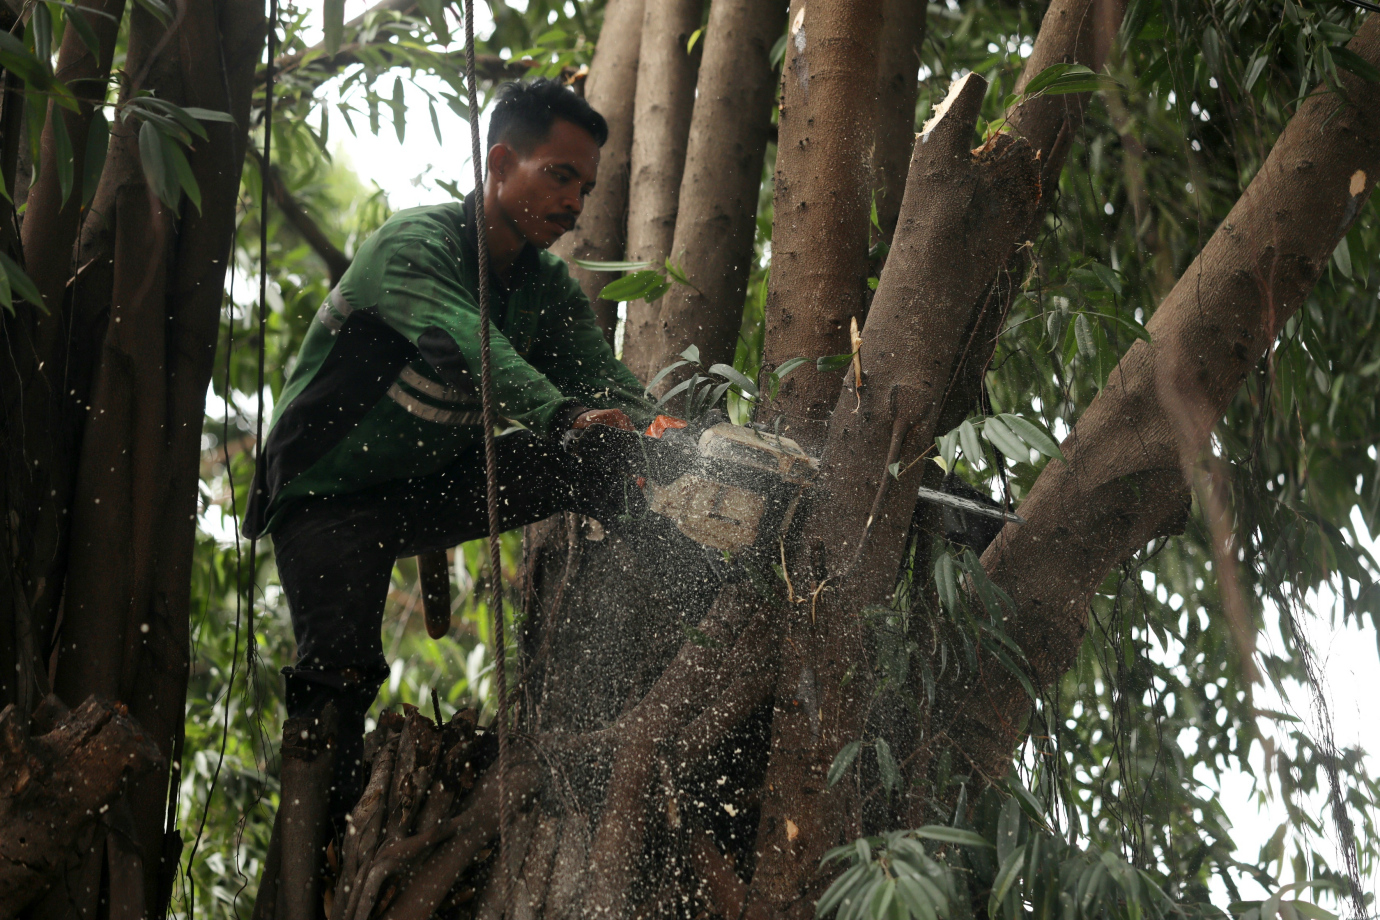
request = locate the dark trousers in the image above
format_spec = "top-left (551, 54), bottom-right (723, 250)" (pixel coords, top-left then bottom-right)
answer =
top-left (270, 430), bottom-right (638, 826)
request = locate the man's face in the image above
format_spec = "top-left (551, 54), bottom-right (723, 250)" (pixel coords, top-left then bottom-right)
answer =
top-left (488, 118), bottom-right (600, 250)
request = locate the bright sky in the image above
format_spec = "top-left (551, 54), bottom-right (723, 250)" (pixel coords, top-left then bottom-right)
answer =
top-left (267, 1), bottom-right (1380, 907)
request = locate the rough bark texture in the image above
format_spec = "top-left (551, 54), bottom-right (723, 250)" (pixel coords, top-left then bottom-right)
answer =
top-left (949, 12), bottom-right (1380, 792)
top-left (548, 0), bottom-right (644, 341)
top-left (758, 0), bottom-right (883, 451)
top-left (619, 0), bottom-right (702, 380)
top-left (0, 696), bottom-right (162, 919)
top-left (0, 0), bottom-right (127, 721)
top-left (634, 0), bottom-right (785, 389)
top-left (28, 3), bottom-right (265, 916)
top-left (870, 0), bottom-right (927, 244)
top-left (742, 74), bottom-right (1043, 920)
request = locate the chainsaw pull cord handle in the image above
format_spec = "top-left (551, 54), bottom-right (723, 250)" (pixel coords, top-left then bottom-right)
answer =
top-left (462, 2), bottom-right (512, 911)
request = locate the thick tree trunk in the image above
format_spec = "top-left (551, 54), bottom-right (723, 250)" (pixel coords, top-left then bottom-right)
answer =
top-left (36, 3), bottom-right (263, 916)
top-left (0, 0), bottom-right (127, 720)
top-left (870, 0), bottom-right (926, 245)
top-left (743, 74), bottom-right (1043, 920)
top-left (947, 12), bottom-right (1380, 794)
top-left (0, 696), bottom-right (163, 919)
top-left (619, 0), bottom-right (702, 380)
top-left (549, 0), bottom-right (644, 342)
top-left (636, 0), bottom-right (785, 391)
top-left (757, 0), bottom-right (882, 451)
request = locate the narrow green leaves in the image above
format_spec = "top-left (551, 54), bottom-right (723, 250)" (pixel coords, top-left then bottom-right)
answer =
top-left (828, 740), bottom-right (861, 787)
top-left (0, 251), bottom-right (47, 314)
top-left (324, 0), bottom-right (346, 54)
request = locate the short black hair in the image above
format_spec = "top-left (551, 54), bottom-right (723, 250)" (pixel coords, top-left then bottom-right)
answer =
top-left (487, 78), bottom-right (609, 152)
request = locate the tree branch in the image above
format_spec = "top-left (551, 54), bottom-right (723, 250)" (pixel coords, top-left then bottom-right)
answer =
top-left (953, 11), bottom-right (1380, 791)
top-left (248, 146), bottom-right (352, 287)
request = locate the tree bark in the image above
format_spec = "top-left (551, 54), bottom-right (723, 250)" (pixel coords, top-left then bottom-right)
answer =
top-left (0, 696), bottom-right (162, 919)
top-left (633, 0), bottom-right (786, 389)
top-left (870, 0), bottom-right (926, 245)
top-left (950, 11), bottom-right (1380, 794)
top-left (742, 73), bottom-right (1043, 919)
top-left (0, 0), bottom-right (127, 719)
top-left (43, 2), bottom-right (263, 915)
top-left (619, 0), bottom-right (702, 380)
top-left (757, 0), bottom-right (882, 451)
top-left (548, 0), bottom-right (644, 342)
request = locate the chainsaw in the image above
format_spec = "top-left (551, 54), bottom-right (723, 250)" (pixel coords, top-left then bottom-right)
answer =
top-left (418, 416), bottom-right (1024, 637)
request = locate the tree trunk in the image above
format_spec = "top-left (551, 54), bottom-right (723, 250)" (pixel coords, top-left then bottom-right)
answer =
top-left (757, 0), bottom-right (882, 451)
top-left (743, 74), bottom-right (1044, 920)
top-left (24, 3), bottom-right (264, 917)
top-left (549, 0), bottom-right (644, 342)
top-left (948, 11), bottom-right (1380, 795)
top-left (0, 0), bottom-right (127, 721)
top-left (619, 0), bottom-right (702, 381)
top-left (870, 0), bottom-right (926, 245)
top-left (635, 0), bottom-right (785, 392)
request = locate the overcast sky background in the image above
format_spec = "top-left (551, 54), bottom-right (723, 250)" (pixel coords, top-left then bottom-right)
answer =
top-left (258, 1), bottom-right (1380, 906)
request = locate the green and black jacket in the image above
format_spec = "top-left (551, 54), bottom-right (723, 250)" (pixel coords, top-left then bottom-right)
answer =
top-left (243, 195), bottom-right (653, 537)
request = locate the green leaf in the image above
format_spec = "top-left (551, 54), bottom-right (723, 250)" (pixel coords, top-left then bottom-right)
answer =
top-left (324, 0), bottom-right (345, 54)
top-left (180, 106), bottom-right (236, 125)
top-left (687, 27), bottom-right (703, 54)
top-left (875, 738), bottom-right (899, 794)
top-left (827, 740), bottom-right (861, 787)
top-left (817, 352), bottom-right (855, 372)
top-left (680, 344), bottom-right (700, 363)
top-left (996, 413), bottom-right (1064, 461)
top-left (934, 553), bottom-right (958, 613)
top-left (81, 109), bottom-right (108, 205)
top-left (1245, 54), bottom-right (1269, 91)
top-left (996, 797), bottom-right (1021, 864)
top-left (32, 2), bottom-right (52, 70)
top-left (0, 258), bottom-right (12, 313)
top-left (419, 0), bottom-right (450, 44)
top-left (138, 120), bottom-right (176, 207)
top-left (664, 258), bottom-right (691, 287)
top-left (0, 251), bottom-right (47, 312)
top-left (987, 845), bottom-right (1027, 920)
top-left (644, 360), bottom-right (690, 395)
top-left (911, 826), bottom-right (994, 848)
top-left (54, 2), bottom-right (100, 56)
top-left (0, 31), bottom-right (54, 87)
top-left (709, 363), bottom-right (759, 399)
top-left (958, 420), bottom-right (983, 467)
top-left (982, 417), bottom-right (1028, 463)
top-left (391, 76), bottom-right (406, 143)
top-left (937, 429), bottom-right (959, 469)
top-left (573, 258), bottom-right (652, 272)
top-left (132, 0), bottom-right (172, 24)
top-left (1074, 312), bottom-right (1095, 357)
top-left (162, 132), bottom-right (200, 213)
top-left (428, 96), bottom-right (443, 144)
top-left (52, 109), bottom-right (73, 205)
top-left (1088, 261), bottom-right (1122, 295)
top-left (770, 356), bottom-right (809, 384)
top-left (642, 277), bottom-right (672, 303)
top-left (598, 269), bottom-right (664, 302)
top-left (1332, 236), bottom-right (1353, 280)
top-left (1333, 46), bottom-right (1380, 83)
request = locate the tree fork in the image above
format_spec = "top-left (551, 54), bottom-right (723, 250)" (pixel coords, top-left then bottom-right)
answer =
top-left (951, 11), bottom-right (1380, 797)
top-left (743, 72), bottom-right (1043, 919)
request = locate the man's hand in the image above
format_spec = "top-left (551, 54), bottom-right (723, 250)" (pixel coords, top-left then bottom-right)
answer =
top-left (571, 408), bottom-right (637, 432)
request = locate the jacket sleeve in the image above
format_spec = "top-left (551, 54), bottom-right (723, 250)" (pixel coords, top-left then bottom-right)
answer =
top-left (530, 267), bottom-right (658, 426)
top-left (358, 234), bottom-right (584, 437)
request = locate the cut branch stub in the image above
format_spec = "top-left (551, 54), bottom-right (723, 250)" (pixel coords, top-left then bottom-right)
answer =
top-left (0, 696), bottom-right (163, 919)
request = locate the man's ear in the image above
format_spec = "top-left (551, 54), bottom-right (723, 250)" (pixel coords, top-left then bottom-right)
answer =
top-left (488, 143), bottom-right (515, 181)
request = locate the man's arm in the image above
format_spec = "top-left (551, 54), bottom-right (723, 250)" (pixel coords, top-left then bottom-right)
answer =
top-left (531, 266), bottom-right (659, 426)
top-left (349, 232), bottom-right (588, 437)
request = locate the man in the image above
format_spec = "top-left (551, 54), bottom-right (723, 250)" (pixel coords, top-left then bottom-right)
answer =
top-left (243, 79), bottom-right (665, 831)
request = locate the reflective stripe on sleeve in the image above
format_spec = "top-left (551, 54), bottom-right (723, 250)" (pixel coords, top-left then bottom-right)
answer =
top-left (386, 383), bottom-right (483, 426)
